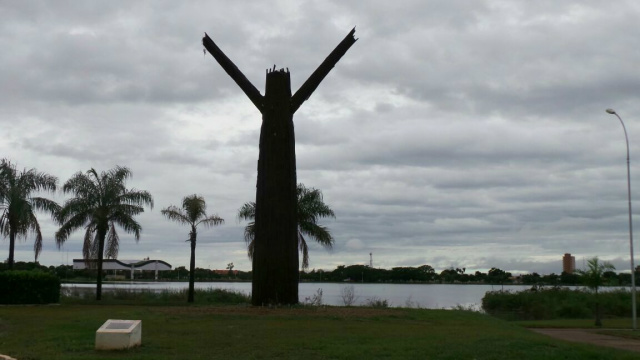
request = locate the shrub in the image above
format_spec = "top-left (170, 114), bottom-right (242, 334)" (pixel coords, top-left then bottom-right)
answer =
top-left (61, 287), bottom-right (251, 305)
top-left (303, 288), bottom-right (323, 306)
top-left (0, 270), bottom-right (60, 304)
top-left (365, 296), bottom-right (389, 308)
top-left (195, 288), bottom-right (251, 304)
top-left (482, 287), bottom-right (639, 321)
top-left (340, 285), bottom-right (357, 306)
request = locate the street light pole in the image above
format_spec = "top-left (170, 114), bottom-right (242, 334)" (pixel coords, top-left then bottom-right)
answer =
top-left (606, 108), bottom-right (637, 330)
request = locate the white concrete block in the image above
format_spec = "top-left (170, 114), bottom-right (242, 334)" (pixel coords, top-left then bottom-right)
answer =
top-left (95, 319), bottom-right (142, 350)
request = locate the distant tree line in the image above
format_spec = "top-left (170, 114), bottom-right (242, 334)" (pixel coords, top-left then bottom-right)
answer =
top-left (300, 264), bottom-right (640, 286)
top-left (4, 261), bottom-right (639, 287)
top-left (0, 262), bottom-right (250, 282)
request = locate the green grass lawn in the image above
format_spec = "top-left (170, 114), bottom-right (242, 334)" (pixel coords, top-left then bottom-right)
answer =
top-left (1, 305), bottom-right (639, 360)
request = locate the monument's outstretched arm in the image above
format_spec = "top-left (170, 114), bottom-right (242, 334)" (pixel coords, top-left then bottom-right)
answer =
top-left (291, 27), bottom-right (358, 114)
top-left (202, 33), bottom-right (264, 112)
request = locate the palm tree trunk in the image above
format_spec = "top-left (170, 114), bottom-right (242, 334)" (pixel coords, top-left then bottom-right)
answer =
top-left (595, 288), bottom-right (602, 326)
top-left (252, 69), bottom-right (299, 306)
top-left (188, 230), bottom-right (196, 303)
top-left (8, 229), bottom-right (16, 270)
top-left (96, 229), bottom-right (107, 301)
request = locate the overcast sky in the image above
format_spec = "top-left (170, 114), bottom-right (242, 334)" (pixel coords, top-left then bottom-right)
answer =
top-left (2, 1), bottom-right (640, 275)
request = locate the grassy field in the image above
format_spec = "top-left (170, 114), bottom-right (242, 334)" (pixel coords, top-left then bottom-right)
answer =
top-left (1, 304), bottom-right (639, 360)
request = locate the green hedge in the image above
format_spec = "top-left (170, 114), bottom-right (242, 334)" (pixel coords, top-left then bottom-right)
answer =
top-left (0, 270), bottom-right (60, 304)
top-left (482, 287), bottom-right (638, 320)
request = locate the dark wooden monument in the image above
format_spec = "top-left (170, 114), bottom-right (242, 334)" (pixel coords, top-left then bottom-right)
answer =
top-left (203, 28), bottom-right (357, 305)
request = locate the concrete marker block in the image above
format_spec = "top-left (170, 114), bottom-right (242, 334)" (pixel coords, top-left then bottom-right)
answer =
top-left (95, 319), bottom-right (141, 350)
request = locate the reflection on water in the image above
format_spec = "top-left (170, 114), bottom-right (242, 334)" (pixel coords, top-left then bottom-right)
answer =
top-left (63, 282), bottom-right (540, 309)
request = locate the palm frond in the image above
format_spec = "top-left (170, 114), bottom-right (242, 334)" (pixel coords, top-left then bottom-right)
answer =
top-left (30, 197), bottom-right (61, 218)
top-left (55, 212), bottom-right (92, 248)
top-left (105, 222), bottom-right (119, 259)
top-left (161, 206), bottom-right (191, 225)
top-left (110, 203), bottom-right (145, 218)
top-left (244, 221), bottom-right (255, 245)
top-left (62, 171), bottom-right (98, 197)
top-left (57, 197), bottom-right (94, 223)
top-left (297, 184), bottom-right (335, 224)
top-left (108, 166), bottom-right (132, 185)
top-left (299, 222), bottom-right (334, 248)
top-left (118, 189), bottom-right (154, 210)
top-left (111, 214), bottom-right (142, 241)
top-left (198, 215), bottom-right (224, 228)
top-left (237, 202), bottom-right (256, 221)
top-left (82, 226), bottom-right (95, 266)
top-left (29, 212), bottom-right (43, 261)
top-left (247, 236), bottom-right (255, 260)
top-left (298, 232), bottom-right (310, 270)
top-left (14, 166), bottom-right (57, 195)
top-left (90, 231), bottom-right (101, 260)
top-left (238, 202), bottom-right (256, 262)
top-left (0, 209), bottom-right (7, 237)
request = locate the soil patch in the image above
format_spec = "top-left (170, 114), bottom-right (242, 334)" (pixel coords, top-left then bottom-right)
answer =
top-left (531, 328), bottom-right (640, 353)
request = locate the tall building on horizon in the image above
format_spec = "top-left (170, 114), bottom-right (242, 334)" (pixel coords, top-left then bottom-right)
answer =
top-left (562, 253), bottom-right (576, 274)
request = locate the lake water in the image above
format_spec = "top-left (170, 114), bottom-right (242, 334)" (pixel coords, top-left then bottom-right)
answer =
top-left (62, 282), bottom-right (539, 309)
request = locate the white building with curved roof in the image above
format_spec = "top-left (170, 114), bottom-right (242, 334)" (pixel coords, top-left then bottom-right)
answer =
top-left (73, 258), bottom-right (172, 280)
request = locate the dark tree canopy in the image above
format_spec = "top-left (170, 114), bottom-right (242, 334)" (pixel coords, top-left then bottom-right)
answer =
top-left (238, 184), bottom-right (336, 270)
top-left (0, 159), bottom-right (59, 268)
top-left (55, 166), bottom-right (153, 300)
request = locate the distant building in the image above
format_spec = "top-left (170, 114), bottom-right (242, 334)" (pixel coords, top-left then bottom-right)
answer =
top-left (562, 253), bottom-right (576, 274)
top-left (73, 258), bottom-right (172, 280)
top-left (213, 269), bottom-right (238, 276)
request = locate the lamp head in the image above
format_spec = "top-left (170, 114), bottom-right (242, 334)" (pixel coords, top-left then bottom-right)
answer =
top-left (606, 108), bottom-right (617, 114)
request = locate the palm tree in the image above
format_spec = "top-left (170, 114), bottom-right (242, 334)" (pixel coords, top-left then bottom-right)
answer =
top-left (55, 166), bottom-right (153, 300)
top-left (238, 184), bottom-right (335, 269)
top-left (0, 159), bottom-right (59, 269)
top-left (576, 257), bottom-right (615, 326)
top-left (161, 195), bottom-right (224, 302)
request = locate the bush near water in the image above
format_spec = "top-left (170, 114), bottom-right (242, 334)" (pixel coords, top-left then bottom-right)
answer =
top-left (0, 270), bottom-right (60, 304)
top-left (62, 287), bottom-right (251, 305)
top-left (482, 286), bottom-right (639, 320)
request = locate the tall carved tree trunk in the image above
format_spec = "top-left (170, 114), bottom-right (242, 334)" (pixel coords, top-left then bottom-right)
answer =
top-left (203, 28), bottom-right (357, 306)
top-left (253, 69), bottom-right (299, 304)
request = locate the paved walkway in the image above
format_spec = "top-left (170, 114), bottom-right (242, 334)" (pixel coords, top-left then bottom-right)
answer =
top-left (531, 328), bottom-right (640, 353)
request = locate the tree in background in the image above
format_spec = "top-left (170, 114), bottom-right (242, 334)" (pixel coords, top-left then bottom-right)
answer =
top-left (576, 257), bottom-right (615, 326)
top-left (487, 268), bottom-right (512, 290)
top-left (162, 194), bottom-right (224, 302)
top-left (238, 184), bottom-right (335, 270)
top-left (227, 262), bottom-right (235, 278)
top-left (55, 166), bottom-right (153, 300)
top-left (0, 159), bottom-right (59, 268)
